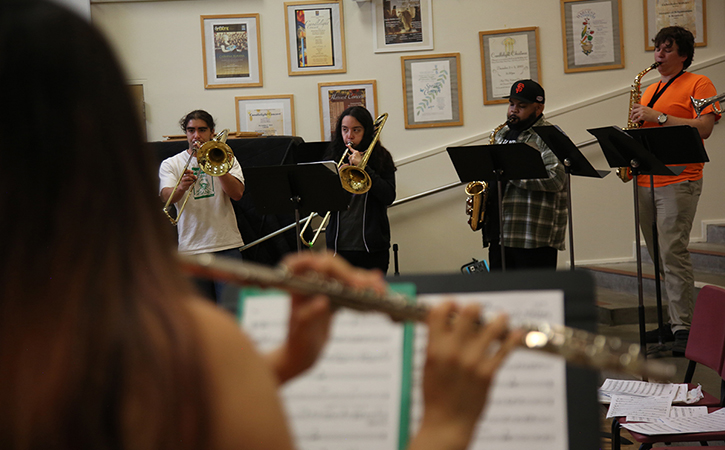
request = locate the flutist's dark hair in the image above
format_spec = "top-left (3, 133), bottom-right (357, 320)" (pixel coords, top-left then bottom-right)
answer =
top-left (0, 1), bottom-right (209, 448)
top-left (653, 26), bottom-right (695, 70)
top-left (326, 106), bottom-right (396, 175)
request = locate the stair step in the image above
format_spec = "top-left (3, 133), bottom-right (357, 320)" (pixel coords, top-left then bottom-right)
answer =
top-left (639, 241), bottom-right (725, 274)
top-left (595, 287), bottom-right (662, 326)
top-left (707, 223), bottom-right (725, 245)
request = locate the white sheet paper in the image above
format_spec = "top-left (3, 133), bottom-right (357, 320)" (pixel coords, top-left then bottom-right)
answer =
top-left (409, 290), bottom-right (568, 450)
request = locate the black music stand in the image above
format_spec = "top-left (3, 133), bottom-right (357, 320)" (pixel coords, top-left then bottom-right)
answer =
top-left (534, 125), bottom-right (610, 271)
top-left (588, 125), bottom-right (685, 363)
top-left (626, 125), bottom-right (709, 351)
top-left (447, 143), bottom-right (548, 271)
top-left (244, 162), bottom-right (350, 252)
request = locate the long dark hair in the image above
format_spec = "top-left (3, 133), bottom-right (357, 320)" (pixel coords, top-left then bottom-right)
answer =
top-left (0, 1), bottom-right (208, 449)
top-left (325, 106), bottom-right (396, 175)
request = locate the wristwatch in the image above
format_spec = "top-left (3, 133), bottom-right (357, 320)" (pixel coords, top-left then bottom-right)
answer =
top-left (657, 113), bottom-right (668, 125)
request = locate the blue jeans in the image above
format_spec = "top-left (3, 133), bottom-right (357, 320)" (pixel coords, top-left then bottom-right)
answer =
top-left (193, 247), bottom-right (243, 304)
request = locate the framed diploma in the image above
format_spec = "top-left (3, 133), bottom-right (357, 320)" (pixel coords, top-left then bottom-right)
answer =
top-left (479, 27), bottom-right (541, 105)
top-left (401, 53), bottom-right (463, 129)
top-left (235, 95), bottom-right (295, 136)
top-left (644, 0), bottom-right (706, 51)
top-left (318, 80), bottom-right (377, 140)
top-left (284, 0), bottom-right (346, 76)
top-left (371, 0), bottom-right (434, 53)
top-left (201, 14), bottom-right (263, 88)
top-left (560, 0), bottom-right (625, 73)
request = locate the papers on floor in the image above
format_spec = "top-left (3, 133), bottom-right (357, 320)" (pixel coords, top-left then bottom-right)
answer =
top-left (600, 378), bottom-right (721, 435)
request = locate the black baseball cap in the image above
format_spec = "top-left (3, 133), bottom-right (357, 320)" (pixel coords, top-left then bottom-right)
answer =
top-left (506, 79), bottom-right (545, 104)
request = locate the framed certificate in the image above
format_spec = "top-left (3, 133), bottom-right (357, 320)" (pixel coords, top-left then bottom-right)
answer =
top-left (284, 0), bottom-right (346, 76)
top-left (318, 80), bottom-right (377, 140)
top-left (235, 95), bottom-right (295, 136)
top-left (401, 53), bottom-right (463, 129)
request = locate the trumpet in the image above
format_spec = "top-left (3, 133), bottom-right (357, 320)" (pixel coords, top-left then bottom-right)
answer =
top-left (179, 253), bottom-right (676, 381)
top-left (691, 92), bottom-right (724, 117)
top-left (163, 129), bottom-right (234, 225)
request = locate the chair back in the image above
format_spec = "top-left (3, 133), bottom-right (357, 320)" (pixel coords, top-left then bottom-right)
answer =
top-left (686, 285), bottom-right (725, 373)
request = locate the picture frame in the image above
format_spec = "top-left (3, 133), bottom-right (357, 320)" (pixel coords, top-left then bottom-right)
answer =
top-left (371, 0), bottom-right (433, 53)
top-left (318, 80), bottom-right (378, 140)
top-left (235, 95), bottom-right (296, 136)
top-left (201, 14), bottom-right (263, 89)
top-left (479, 27), bottom-right (541, 105)
top-left (644, 0), bottom-right (706, 51)
top-left (284, 0), bottom-right (346, 76)
top-left (401, 53), bottom-right (463, 129)
top-left (560, 0), bottom-right (624, 73)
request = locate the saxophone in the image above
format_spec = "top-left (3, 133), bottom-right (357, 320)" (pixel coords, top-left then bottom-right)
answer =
top-left (617, 62), bottom-right (661, 182)
top-left (465, 122), bottom-right (507, 231)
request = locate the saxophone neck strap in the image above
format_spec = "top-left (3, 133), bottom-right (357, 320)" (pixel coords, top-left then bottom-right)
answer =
top-left (647, 70), bottom-right (685, 108)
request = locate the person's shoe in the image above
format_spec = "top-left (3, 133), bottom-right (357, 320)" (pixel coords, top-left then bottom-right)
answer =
top-left (672, 330), bottom-right (690, 357)
top-left (645, 325), bottom-right (674, 343)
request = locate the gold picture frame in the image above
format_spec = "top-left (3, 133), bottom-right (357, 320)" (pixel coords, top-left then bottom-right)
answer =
top-left (284, 0), bottom-right (347, 76)
top-left (201, 14), bottom-right (263, 89)
top-left (479, 27), bottom-right (541, 105)
top-left (560, 0), bottom-right (624, 73)
top-left (235, 95), bottom-right (296, 136)
top-left (318, 80), bottom-right (377, 140)
top-left (401, 53), bottom-right (463, 129)
top-left (644, 0), bottom-right (706, 51)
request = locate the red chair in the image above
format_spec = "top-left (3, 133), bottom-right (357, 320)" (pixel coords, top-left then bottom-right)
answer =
top-left (611, 285), bottom-right (725, 450)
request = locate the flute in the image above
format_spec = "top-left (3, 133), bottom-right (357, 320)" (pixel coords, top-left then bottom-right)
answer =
top-left (179, 253), bottom-right (676, 381)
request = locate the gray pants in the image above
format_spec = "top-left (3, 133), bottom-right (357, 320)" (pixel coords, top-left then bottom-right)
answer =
top-left (637, 178), bottom-right (703, 334)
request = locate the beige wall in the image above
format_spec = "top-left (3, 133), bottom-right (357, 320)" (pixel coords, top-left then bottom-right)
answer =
top-left (91, 0), bottom-right (725, 274)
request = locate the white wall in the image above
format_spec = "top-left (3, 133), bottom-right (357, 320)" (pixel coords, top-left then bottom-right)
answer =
top-left (91, 0), bottom-right (725, 274)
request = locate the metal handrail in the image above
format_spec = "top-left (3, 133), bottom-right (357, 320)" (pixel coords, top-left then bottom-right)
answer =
top-left (240, 137), bottom-right (601, 252)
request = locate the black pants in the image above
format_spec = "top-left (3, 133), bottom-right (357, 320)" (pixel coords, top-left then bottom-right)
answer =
top-left (336, 250), bottom-right (390, 275)
top-left (488, 242), bottom-right (557, 271)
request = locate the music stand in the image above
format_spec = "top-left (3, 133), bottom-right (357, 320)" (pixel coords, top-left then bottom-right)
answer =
top-left (244, 162), bottom-right (350, 252)
top-left (447, 143), bottom-right (548, 271)
top-left (588, 125), bottom-right (685, 363)
top-left (626, 125), bottom-right (709, 351)
top-left (534, 125), bottom-right (610, 270)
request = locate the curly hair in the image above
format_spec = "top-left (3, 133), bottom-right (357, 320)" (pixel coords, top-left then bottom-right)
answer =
top-left (653, 26), bottom-right (695, 70)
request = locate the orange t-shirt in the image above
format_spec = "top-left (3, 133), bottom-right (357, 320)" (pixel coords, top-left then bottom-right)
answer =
top-left (636, 71), bottom-right (720, 187)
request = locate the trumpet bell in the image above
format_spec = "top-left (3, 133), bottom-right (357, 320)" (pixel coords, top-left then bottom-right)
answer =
top-left (339, 165), bottom-right (372, 194)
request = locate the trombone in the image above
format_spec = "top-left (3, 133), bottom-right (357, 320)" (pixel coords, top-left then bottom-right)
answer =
top-left (299, 113), bottom-right (389, 248)
top-left (691, 92), bottom-right (724, 117)
top-left (163, 129), bottom-right (234, 226)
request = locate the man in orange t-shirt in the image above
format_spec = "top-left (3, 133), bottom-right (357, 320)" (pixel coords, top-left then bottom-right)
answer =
top-left (630, 26), bottom-right (720, 356)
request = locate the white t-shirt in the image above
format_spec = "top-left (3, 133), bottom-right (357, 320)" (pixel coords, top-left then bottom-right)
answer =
top-left (159, 149), bottom-right (245, 254)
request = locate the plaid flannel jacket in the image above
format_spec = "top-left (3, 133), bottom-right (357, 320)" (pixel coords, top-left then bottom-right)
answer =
top-left (492, 115), bottom-right (568, 250)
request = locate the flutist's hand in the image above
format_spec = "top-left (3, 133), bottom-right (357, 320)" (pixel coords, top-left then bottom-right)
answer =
top-left (265, 252), bottom-right (386, 384)
top-left (410, 302), bottom-right (522, 450)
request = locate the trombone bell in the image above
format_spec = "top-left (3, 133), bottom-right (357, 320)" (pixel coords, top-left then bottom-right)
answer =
top-left (691, 93), bottom-right (724, 118)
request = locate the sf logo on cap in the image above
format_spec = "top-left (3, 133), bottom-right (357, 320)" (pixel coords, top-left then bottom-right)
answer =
top-left (515, 83), bottom-right (525, 94)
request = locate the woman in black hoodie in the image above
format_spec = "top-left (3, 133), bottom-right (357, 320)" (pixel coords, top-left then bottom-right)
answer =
top-left (324, 106), bottom-right (396, 274)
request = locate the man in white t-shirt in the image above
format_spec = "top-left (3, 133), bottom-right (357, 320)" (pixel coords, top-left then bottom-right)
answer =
top-left (159, 110), bottom-right (245, 302)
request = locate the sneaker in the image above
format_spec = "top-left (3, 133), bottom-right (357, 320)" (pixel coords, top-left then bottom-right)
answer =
top-left (645, 325), bottom-right (674, 343)
top-left (672, 330), bottom-right (689, 357)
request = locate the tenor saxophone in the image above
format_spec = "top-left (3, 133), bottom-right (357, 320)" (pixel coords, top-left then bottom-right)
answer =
top-left (616, 62), bottom-right (661, 182)
top-left (465, 122), bottom-right (507, 231)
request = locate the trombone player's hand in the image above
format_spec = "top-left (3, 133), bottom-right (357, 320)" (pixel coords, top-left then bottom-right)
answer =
top-left (178, 169), bottom-right (197, 193)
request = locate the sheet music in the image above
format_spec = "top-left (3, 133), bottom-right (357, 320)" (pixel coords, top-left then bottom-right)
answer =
top-left (239, 287), bottom-right (413, 450)
top-left (408, 290), bottom-right (568, 450)
top-left (622, 407), bottom-right (725, 435)
top-left (606, 394), bottom-right (673, 419)
top-left (627, 406), bottom-right (708, 423)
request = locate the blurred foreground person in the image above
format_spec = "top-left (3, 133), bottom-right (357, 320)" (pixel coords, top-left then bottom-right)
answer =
top-left (0, 2), bottom-right (520, 450)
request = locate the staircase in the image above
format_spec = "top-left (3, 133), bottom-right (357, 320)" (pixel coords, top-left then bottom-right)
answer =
top-left (582, 223), bottom-right (725, 326)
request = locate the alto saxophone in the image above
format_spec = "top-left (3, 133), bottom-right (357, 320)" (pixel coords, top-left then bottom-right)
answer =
top-left (465, 122), bottom-right (507, 231)
top-left (617, 62), bottom-right (660, 182)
